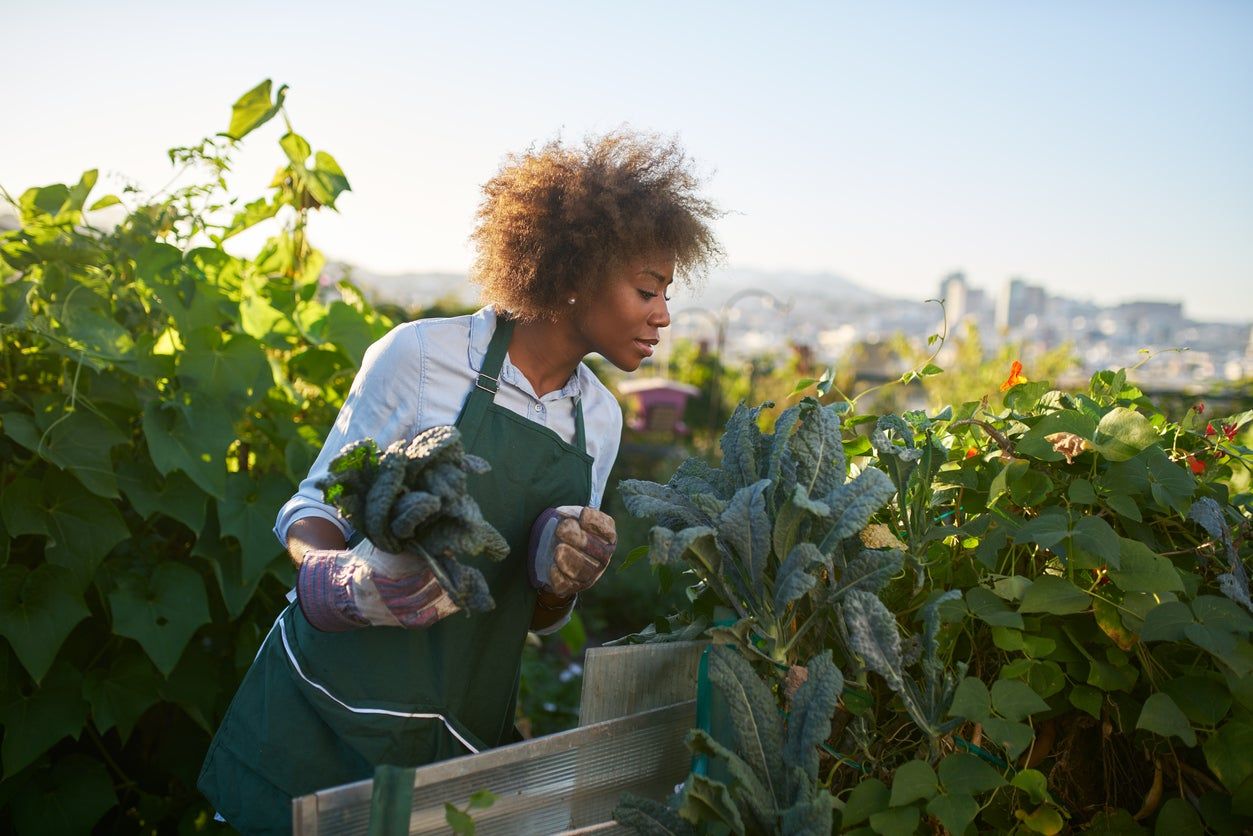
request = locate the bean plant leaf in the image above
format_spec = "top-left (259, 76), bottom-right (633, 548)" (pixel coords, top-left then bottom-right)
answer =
top-left (840, 778), bottom-right (889, 827)
top-left (937, 752), bottom-right (1006, 795)
top-left (0, 564), bottom-right (89, 683)
top-left (966, 587), bottom-right (1024, 629)
top-left (1136, 692), bottom-right (1197, 747)
top-left (38, 470), bottom-right (130, 593)
top-left (217, 471), bottom-right (292, 585)
top-left (223, 78), bottom-right (289, 140)
top-left (926, 793), bottom-right (980, 836)
top-left (7, 753), bottom-right (117, 836)
top-left (1019, 576), bottom-right (1089, 615)
top-left (2, 407), bottom-right (128, 499)
top-left (990, 679), bottom-right (1050, 722)
top-left (142, 397), bottom-right (235, 499)
top-left (889, 759), bottom-right (938, 807)
top-left (1092, 407), bottom-right (1159, 461)
top-left (1108, 539), bottom-right (1184, 594)
top-left (0, 662), bottom-right (88, 778)
top-left (82, 646), bottom-right (162, 743)
top-left (948, 677), bottom-right (991, 722)
top-left (107, 561), bottom-right (211, 675)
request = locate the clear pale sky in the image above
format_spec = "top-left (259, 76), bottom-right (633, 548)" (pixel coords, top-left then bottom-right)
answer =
top-left (4, 1), bottom-right (1251, 321)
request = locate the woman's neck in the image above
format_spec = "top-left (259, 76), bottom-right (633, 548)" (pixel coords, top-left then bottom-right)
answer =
top-left (506, 315), bottom-right (588, 397)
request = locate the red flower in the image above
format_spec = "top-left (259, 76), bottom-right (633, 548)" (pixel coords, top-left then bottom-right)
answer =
top-left (1187, 454), bottom-right (1205, 475)
top-left (1193, 402), bottom-right (1205, 414)
top-left (1223, 423), bottom-right (1239, 442)
top-left (965, 447), bottom-right (979, 459)
top-left (1206, 423), bottom-right (1216, 436)
top-left (999, 360), bottom-right (1028, 392)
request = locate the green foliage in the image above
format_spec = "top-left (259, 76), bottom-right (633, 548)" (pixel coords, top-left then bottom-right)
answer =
top-left (617, 362), bottom-right (1253, 833)
top-left (0, 81), bottom-right (391, 832)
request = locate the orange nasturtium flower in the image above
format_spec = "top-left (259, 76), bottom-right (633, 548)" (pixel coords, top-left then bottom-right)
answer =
top-left (999, 360), bottom-right (1028, 392)
top-left (965, 447), bottom-right (979, 459)
top-left (1187, 454), bottom-right (1205, 475)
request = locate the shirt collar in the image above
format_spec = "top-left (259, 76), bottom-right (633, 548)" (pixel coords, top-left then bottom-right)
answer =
top-left (468, 305), bottom-right (584, 400)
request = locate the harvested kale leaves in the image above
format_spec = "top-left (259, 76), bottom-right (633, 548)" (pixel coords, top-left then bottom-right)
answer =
top-left (317, 425), bottom-right (509, 613)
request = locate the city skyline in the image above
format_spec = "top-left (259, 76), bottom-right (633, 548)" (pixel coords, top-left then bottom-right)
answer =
top-left (4, 1), bottom-right (1251, 322)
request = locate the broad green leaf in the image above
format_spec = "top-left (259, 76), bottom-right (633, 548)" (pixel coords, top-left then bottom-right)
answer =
top-left (1154, 798), bottom-right (1204, 835)
top-left (306, 151), bottom-right (352, 208)
top-left (107, 561), bottom-right (211, 675)
top-left (841, 778), bottom-right (889, 827)
top-left (0, 662), bottom-right (87, 778)
top-left (223, 79), bottom-right (289, 140)
top-left (966, 587), bottom-right (1024, 628)
top-left (1019, 576), bottom-right (1089, 615)
top-left (116, 459), bottom-right (208, 533)
top-left (948, 677), bottom-right (991, 722)
top-left (1104, 492), bottom-right (1142, 522)
top-left (8, 754), bottom-right (116, 836)
top-left (925, 793), bottom-right (979, 836)
top-left (1085, 808), bottom-right (1146, 834)
top-left (868, 804), bottom-right (919, 835)
top-left (1087, 659), bottom-right (1138, 692)
top-left (158, 639), bottom-right (222, 734)
top-left (218, 472), bottom-right (292, 585)
top-left (280, 131), bottom-right (312, 165)
top-left (177, 330), bottom-right (271, 409)
top-left (888, 759), bottom-right (937, 807)
top-left (1161, 675), bottom-right (1231, 726)
top-left (135, 243), bottom-right (229, 333)
top-left (0, 564), bottom-right (89, 682)
top-left (324, 300), bottom-right (383, 367)
top-left (1011, 768), bottom-right (1050, 804)
top-left (193, 520), bottom-right (273, 619)
top-left (1193, 595), bottom-right (1253, 635)
top-left (1015, 508), bottom-right (1069, 549)
top-left (1136, 692), bottom-right (1196, 747)
top-left (991, 679), bottom-right (1050, 722)
top-left (1108, 539), bottom-right (1183, 594)
top-left (82, 646), bottom-right (161, 743)
top-left (29, 470), bottom-right (129, 592)
top-left (1008, 468), bottom-right (1054, 507)
top-left (143, 397), bottom-right (235, 499)
top-left (1202, 721), bottom-right (1253, 794)
top-left (1020, 805), bottom-right (1065, 835)
top-left (983, 717), bottom-right (1034, 759)
top-left (1071, 516), bottom-right (1120, 566)
top-left (2, 406), bottom-right (127, 498)
top-left (1140, 601), bottom-right (1193, 641)
top-left (1092, 407), bottom-right (1159, 461)
top-left (1017, 411), bottom-right (1097, 462)
top-left (1068, 684), bottom-right (1103, 718)
top-left (1067, 479), bottom-right (1098, 505)
top-left (937, 752), bottom-right (1005, 795)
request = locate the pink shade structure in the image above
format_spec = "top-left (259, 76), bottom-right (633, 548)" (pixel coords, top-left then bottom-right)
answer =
top-left (617, 378), bottom-right (702, 436)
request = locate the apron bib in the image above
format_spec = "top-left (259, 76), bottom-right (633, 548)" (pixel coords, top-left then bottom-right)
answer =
top-left (198, 316), bottom-right (593, 835)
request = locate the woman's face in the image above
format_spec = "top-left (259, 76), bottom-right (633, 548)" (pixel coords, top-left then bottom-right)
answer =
top-left (575, 251), bottom-right (675, 372)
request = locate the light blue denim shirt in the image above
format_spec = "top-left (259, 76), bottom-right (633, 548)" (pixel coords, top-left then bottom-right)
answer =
top-left (274, 306), bottom-right (624, 548)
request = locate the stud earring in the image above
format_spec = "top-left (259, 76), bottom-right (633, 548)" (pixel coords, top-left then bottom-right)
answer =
top-left (568, 297), bottom-right (576, 305)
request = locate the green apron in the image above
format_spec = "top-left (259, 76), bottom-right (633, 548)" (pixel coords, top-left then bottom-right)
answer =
top-left (198, 317), bottom-right (594, 835)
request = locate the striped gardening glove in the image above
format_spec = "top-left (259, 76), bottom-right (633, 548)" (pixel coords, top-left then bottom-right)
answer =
top-left (297, 540), bottom-right (461, 631)
top-left (527, 506), bottom-right (617, 599)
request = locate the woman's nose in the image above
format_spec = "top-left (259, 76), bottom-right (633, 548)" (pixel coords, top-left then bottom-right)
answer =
top-left (651, 299), bottom-right (671, 328)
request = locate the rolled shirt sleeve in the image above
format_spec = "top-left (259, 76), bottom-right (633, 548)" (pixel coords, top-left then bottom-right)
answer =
top-left (273, 323), bottom-right (425, 547)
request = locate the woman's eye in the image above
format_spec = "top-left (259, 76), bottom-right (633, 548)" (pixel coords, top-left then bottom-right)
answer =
top-left (638, 289), bottom-right (656, 300)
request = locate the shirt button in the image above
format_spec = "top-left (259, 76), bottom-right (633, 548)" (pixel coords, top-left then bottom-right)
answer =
top-left (534, 403), bottom-right (544, 412)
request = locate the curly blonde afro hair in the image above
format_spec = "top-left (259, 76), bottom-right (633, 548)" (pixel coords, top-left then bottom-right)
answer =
top-left (469, 129), bottom-right (724, 322)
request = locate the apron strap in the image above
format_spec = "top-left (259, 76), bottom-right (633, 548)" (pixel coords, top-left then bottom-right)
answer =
top-left (573, 396), bottom-right (587, 453)
top-left (456, 314), bottom-right (515, 439)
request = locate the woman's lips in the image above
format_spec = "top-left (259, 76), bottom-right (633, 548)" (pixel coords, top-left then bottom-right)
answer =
top-left (634, 339), bottom-right (655, 357)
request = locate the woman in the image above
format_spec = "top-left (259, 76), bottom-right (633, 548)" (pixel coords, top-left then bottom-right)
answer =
top-left (198, 129), bottom-right (722, 834)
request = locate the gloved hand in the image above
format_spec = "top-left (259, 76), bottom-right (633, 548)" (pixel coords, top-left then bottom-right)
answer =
top-left (297, 539), bottom-right (461, 632)
top-left (527, 506), bottom-right (617, 599)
